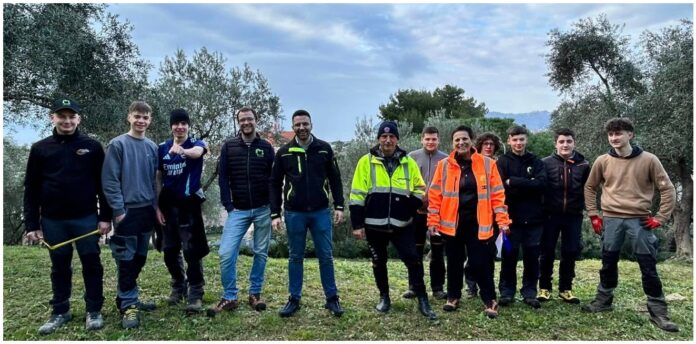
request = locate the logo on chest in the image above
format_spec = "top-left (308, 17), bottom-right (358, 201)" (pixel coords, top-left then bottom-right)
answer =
top-left (255, 148), bottom-right (265, 157)
top-left (76, 149), bottom-right (90, 156)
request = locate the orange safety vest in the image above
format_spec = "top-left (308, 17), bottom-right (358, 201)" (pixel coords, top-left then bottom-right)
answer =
top-left (427, 150), bottom-right (511, 240)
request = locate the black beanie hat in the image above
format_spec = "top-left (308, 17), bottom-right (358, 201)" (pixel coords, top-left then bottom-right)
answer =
top-left (169, 108), bottom-right (190, 126)
top-left (377, 121), bottom-right (399, 139)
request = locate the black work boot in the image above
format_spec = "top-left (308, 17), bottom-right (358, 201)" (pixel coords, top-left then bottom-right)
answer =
top-left (279, 296), bottom-right (301, 317)
top-left (582, 288), bottom-right (614, 313)
top-left (324, 295), bottom-right (344, 317)
top-left (647, 296), bottom-right (679, 332)
top-left (417, 295), bottom-right (437, 320)
top-left (375, 295), bottom-right (391, 313)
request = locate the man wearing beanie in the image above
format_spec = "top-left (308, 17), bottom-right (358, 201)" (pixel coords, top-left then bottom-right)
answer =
top-left (155, 108), bottom-right (210, 313)
top-left (349, 120), bottom-right (437, 320)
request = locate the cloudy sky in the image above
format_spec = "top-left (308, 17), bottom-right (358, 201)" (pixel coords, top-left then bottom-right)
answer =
top-left (9, 2), bottom-right (692, 144)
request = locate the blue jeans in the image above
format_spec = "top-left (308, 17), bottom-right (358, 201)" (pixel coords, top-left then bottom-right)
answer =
top-left (42, 214), bottom-right (104, 314)
top-left (285, 209), bottom-right (338, 299)
top-left (218, 205), bottom-right (272, 300)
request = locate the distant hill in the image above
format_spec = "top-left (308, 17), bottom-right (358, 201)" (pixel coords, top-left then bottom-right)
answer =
top-left (486, 110), bottom-right (551, 131)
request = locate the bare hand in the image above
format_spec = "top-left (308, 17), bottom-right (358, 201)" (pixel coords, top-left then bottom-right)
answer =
top-left (272, 218), bottom-right (283, 232)
top-left (98, 221), bottom-right (112, 235)
top-left (169, 143), bottom-right (184, 156)
top-left (156, 208), bottom-right (166, 226)
top-left (428, 226), bottom-right (440, 237)
top-left (352, 228), bottom-right (366, 240)
top-left (501, 226), bottom-right (511, 236)
top-left (27, 230), bottom-right (44, 242)
top-left (333, 210), bottom-right (344, 224)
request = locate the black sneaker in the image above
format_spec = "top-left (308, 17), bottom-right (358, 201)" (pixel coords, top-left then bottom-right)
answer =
top-left (138, 301), bottom-right (156, 312)
top-left (432, 290), bottom-right (447, 300)
top-left (38, 312), bottom-right (72, 335)
top-left (375, 295), bottom-right (391, 313)
top-left (498, 296), bottom-right (515, 306)
top-left (523, 298), bottom-right (541, 309)
top-left (121, 305), bottom-right (140, 329)
top-left (325, 295), bottom-right (344, 317)
top-left (279, 297), bottom-right (301, 317)
top-left (402, 289), bottom-right (416, 299)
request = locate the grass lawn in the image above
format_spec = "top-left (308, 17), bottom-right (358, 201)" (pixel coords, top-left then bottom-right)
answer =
top-left (3, 245), bottom-right (693, 340)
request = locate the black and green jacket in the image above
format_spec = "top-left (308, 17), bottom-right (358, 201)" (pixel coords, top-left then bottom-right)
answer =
top-left (270, 135), bottom-right (345, 219)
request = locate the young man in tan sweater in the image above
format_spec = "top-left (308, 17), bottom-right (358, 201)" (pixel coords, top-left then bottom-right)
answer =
top-left (582, 117), bottom-right (678, 332)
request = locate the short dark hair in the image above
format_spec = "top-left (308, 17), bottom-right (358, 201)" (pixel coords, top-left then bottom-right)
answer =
top-left (475, 132), bottom-right (502, 154)
top-left (236, 106), bottom-right (257, 121)
top-left (128, 101), bottom-right (152, 114)
top-left (604, 117), bottom-right (634, 133)
top-left (292, 109), bottom-right (311, 121)
top-left (554, 128), bottom-right (575, 142)
top-left (451, 125), bottom-right (475, 140)
top-left (507, 125), bottom-right (528, 137)
top-left (422, 126), bottom-right (439, 136)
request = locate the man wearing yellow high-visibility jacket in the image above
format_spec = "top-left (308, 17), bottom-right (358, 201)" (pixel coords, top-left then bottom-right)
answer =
top-left (349, 121), bottom-right (437, 320)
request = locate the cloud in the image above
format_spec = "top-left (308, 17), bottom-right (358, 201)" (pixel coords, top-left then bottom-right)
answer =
top-left (222, 4), bottom-right (376, 54)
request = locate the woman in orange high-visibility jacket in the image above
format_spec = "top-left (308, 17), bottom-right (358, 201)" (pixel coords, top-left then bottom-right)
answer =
top-left (427, 125), bottom-right (511, 319)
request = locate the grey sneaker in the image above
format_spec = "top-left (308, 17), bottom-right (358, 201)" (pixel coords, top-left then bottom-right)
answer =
top-left (185, 299), bottom-right (203, 313)
top-left (121, 305), bottom-right (140, 329)
top-left (85, 312), bottom-right (104, 330)
top-left (167, 289), bottom-right (187, 305)
top-left (38, 312), bottom-right (72, 335)
top-left (581, 299), bottom-right (613, 313)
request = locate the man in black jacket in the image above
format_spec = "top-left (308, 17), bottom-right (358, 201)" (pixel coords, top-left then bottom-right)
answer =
top-left (209, 107), bottom-right (275, 316)
top-left (496, 125), bottom-right (546, 309)
top-left (538, 128), bottom-right (590, 304)
top-left (270, 110), bottom-right (345, 317)
top-left (23, 98), bottom-right (112, 334)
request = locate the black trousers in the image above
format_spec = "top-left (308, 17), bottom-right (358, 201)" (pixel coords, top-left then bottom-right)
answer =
top-left (413, 213), bottom-right (446, 292)
top-left (42, 214), bottom-right (104, 314)
top-left (499, 223), bottom-right (542, 299)
top-left (366, 224), bottom-right (426, 297)
top-left (160, 196), bottom-right (209, 301)
top-left (443, 217), bottom-right (497, 303)
top-left (539, 213), bottom-right (583, 291)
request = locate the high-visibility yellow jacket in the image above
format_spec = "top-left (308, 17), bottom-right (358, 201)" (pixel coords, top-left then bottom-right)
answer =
top-left (428, 150), bottom-right (511, 240)
top-left (349, 146), bottom-right (426, 232)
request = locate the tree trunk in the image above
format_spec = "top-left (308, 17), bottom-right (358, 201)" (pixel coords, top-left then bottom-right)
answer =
top-left (673, 158), bottom-right (693, 259)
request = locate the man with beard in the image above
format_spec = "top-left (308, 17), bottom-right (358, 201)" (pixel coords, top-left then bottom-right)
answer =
top-left (270, 110), bottom-right (345, 317)
top-left (209, 107), bottom-right (275, 316)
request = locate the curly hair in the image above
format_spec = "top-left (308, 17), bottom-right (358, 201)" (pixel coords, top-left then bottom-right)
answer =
top-left (475, 132), bottom-right (502, 155)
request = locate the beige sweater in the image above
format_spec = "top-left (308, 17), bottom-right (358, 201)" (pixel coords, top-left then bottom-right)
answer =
top-left (584, 149), bottom-right (676, 223)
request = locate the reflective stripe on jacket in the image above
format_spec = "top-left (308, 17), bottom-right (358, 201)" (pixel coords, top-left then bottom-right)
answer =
top-left (427, 150), bottom-right (511, 240)
top-left (349, 146), bottom-right (426, 231)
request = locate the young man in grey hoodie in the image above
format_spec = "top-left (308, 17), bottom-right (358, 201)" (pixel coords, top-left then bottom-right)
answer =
top-left (405, 126), bottom-right (448, 300)
top-left (102, 101), bottom-right (159, 329)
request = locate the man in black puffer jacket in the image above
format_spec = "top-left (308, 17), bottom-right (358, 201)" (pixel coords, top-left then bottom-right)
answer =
top-left (496, 125), bottom-right (546, 309)
top-left (538, 128), bottom-right (590, 305)
top-left (209, 107), bottom-right (275, 316)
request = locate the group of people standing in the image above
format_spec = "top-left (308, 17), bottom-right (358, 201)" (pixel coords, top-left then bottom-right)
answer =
top-left (23, 97), bottom-right (679, 335)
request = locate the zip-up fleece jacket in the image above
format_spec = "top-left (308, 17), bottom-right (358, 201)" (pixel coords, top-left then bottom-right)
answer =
top-left (408, 148), bottom-right (448, 210)
top-left (349, 145), bottom-right (426, 233)
top-left (497, 150), bottom-right (547, 225)
top-left (218, 133), bottom-right (275, 211)
top-left (585, 146), bottom-right (675, 224)
top-left (542, 151), bottom-right (590, 215)
top-left (428, 149), bottom-right (511, 240)
top-left (270, 135), bottom-right (345, 218)
top-left (23, 128), bottom-right (112, 232)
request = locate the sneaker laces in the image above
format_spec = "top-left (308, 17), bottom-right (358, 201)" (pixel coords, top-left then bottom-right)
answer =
top-left (124, 308), bottom-right (138, 321)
